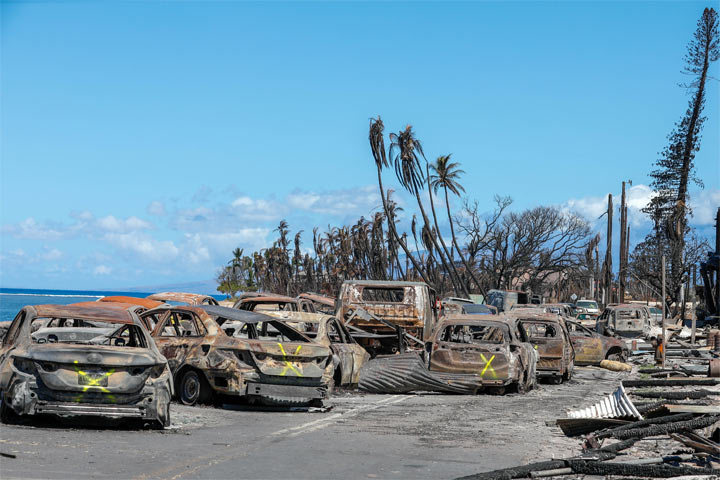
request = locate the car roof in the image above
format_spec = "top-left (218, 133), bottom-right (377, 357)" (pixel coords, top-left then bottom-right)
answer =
top-left (239, 295), bottom-right (297, 303)
top-left (29, 304), bottom-right (135, 324)
top-left (342, 280), bottom-right (429, 288)
top-left (200, 305), bottom-right (277, 323)
top-left (297, 293), bottom-right (335, 306)
top-left (507, 312), bottom-right (563, 323)
top-left (146, 292), bottom-right (214, 304)
top-left (98, 296), bottom-right (164, 309)
top-left (437, 314), bottom-right (516, 327)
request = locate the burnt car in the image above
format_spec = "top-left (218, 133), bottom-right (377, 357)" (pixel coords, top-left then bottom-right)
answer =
top-left (297, 293), bottom-right (336, 315)
top-left (596, 304), bottom-right (652, 338)
top-left (337, 280), bottom-right (438, 355)
top-left (261, 310), bottom-right (370, 387)
top-left (514, 313), bottom-right (574, 383)
top-left (235, 295), bottom-right (316, 313)
top-left (146, 292), bottom-right (219, 306)
top-left (427, 315), bottom-right (538, 393)
top-left (566, 320), bottom-right (628, 365)
top-left (487, 290), bottom-right (540, 313)
top-left (140, 305), bottom-right (333, 407)
top-left (0, 304), bottom-right (172, 427)
top-left (358, 315), bottom-right (537, 395)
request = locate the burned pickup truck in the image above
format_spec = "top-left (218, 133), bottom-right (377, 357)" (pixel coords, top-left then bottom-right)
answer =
top-left (359, 314), bottom-right (538, 395)
top-left (337, 280), bottom-right (438, 355)
top-left (140, 305), bottom-right (333, 407)
top-left (0, 304), bottom-right (172, 428)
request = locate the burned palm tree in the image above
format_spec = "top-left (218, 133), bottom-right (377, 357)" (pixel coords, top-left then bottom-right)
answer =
top-left (390, 125), bottom-right (457, 293)
top-left (370, 117), bottom-right (431, 285)
top-left (430, 155), bottom-right (483, 297)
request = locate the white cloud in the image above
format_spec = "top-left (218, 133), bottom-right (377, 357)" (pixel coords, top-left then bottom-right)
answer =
top-left (96, 215), bottom-right (153, 232)
top-left (231, 196), bottom-right (282, 221)
top-left (93, 265), bottom-right (112, 276)
top-left (147, 201), bottom-right (167, 216)
top-left (40, 248), bottom-right (63, 261)
top-left (286, 185), bottom-right (381, 216)
top-left (690, 189), bottom-right (720, 225)
top-left (1, 218), bottom-right (66, 240)
top-left (565, 184), bottom-right (718, 230)
top-left (104, 233), bottom-right (180, 262)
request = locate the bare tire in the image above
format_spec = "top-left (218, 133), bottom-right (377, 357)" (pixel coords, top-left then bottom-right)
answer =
top-left (179, 370), bottom-right (212, 406)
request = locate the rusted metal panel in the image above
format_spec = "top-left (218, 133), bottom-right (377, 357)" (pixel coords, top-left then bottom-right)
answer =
top-left (98, 296), bottom-right (164, 309)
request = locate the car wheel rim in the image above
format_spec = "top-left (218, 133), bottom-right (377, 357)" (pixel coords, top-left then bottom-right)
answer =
top-left (183, 374), bottom-right (199, 403)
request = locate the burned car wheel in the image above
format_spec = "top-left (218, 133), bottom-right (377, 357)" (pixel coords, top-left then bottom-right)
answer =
top-left (605, 349), bottom-right (625, 362)
top-left (179, 370), bottom-right (212, 406)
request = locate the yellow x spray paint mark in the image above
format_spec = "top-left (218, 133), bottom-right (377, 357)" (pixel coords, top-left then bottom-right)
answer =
top-left (277, 343), bottom-right (303, 376)
top-left (479, 354), bottom-right (497, 378)
top-left (72, 360), bottom-right (115, 402)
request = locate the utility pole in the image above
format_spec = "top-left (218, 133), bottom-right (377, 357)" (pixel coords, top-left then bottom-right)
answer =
top-left (690, 269), bottom-right (696, 345)
top-left (604, 194), bottom-right (613, 305)
top-left (662, 254), bottom-right (666, 368)
top-left (619, 182), bottom-right (627, 303)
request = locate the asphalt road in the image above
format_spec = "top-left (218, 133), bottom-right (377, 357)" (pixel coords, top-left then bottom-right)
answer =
top-left (0, 367), bottom-right (626, 480)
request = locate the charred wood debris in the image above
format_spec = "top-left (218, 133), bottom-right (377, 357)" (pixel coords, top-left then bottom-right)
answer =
top-left (458, 329), bottom-right (720, 480)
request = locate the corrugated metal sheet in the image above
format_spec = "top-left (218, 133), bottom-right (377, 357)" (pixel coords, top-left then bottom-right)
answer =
top-left (358, 353), bottom-right (483, 394)
top-left (566, 385), bottom-right (642, 420)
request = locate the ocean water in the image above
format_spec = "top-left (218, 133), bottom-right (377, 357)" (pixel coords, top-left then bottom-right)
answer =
top-left (0, 288), bottom-right (225, 323)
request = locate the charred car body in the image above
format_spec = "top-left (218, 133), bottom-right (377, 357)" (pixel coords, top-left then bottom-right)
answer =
top-left (359, 314), bottom-right (538, 395)
top-left (487, 290), bottom-right (541, 313)
top-left (235, 295), bottom-right (317, 313)
top-left (513, 313), bottom-right (574, 383)
top-left (337, 280), bottom-right (438, 355)
top-left (297, 293), bottom-right (336, 315)
top-left (261, 310), bottom-right (370, 387)
top-left (596, 304), bottom-right (652, 338)
top-left (0, 304), bottom-right (172, 427)
top-left (141, 305), bottom-right (333, 406)
top-left (566, 320), bottom-right (628, 365)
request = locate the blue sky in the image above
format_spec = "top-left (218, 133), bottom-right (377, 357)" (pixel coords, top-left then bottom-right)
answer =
top-left (1, 1), bottom-right (718, 291)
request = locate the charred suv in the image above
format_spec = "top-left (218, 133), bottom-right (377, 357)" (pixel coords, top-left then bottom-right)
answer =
top-left (141, 305), bottom-right (333, 407)
top-left (0, 305), bottom-right (172, 427)
top-left (359, 315), bottom-right (538, 395)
